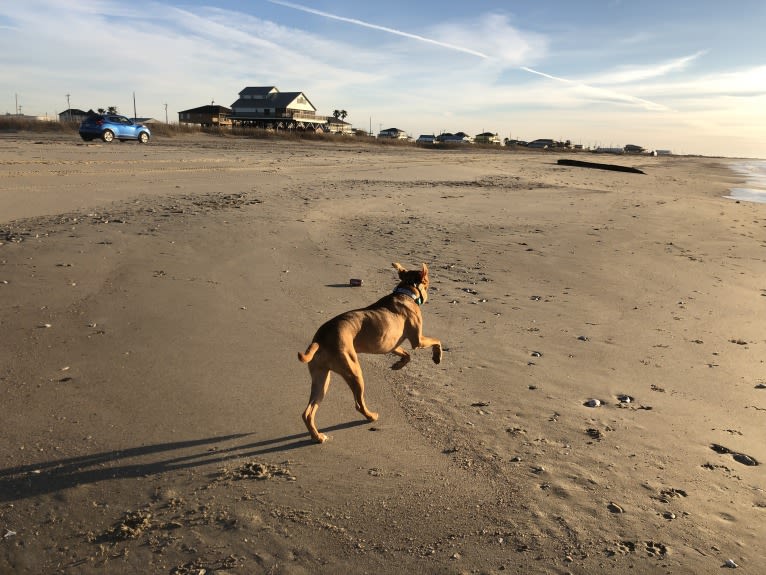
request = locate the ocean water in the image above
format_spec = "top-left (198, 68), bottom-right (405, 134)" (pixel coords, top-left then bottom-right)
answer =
top-left (724, 160), bottom-right (766, 203)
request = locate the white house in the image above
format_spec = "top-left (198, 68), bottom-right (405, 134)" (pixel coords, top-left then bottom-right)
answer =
top-left (378, 127), bottom-right (408, 139)
top-left (326, 117), bottom-right (354, 135)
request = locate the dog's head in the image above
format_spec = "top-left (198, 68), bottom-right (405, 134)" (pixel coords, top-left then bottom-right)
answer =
top-left (392, 262), bottom-right (430, 303)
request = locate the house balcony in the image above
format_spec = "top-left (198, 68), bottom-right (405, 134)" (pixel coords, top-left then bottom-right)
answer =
top-left (289, 111), bottom-right (327, 122)
top-left (230, 110), bottom-right (328, 123)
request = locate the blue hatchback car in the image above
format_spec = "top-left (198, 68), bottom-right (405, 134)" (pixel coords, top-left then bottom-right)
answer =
top-left (79, 114), bottom-right (151, 143)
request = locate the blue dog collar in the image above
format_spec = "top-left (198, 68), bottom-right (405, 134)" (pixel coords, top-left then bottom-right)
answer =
top-left (394, 286), bottom-right (424, 305)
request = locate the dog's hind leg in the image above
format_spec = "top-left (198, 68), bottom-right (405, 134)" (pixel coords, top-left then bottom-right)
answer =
top-left (302, 368), bottom-right (332, 443)
top-left (390, 346), bottom-right (411, 370)
top-left (339, 354), bottom-right (379, 423)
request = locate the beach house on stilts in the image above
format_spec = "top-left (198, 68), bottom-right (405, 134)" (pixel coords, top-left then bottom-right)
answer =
top-left (228, 86), bottom-right (327, 132)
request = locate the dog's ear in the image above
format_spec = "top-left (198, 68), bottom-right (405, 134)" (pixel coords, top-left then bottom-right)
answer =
top-left (392, 262), bottom-right (407, 276)
top-left (421, 263), bottom-right (429, 281)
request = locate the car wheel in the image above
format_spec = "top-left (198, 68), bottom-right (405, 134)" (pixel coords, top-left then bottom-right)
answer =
top-left (102, 129), bottom-right (115, 143)
top-left (138, 131), bottom-right (150, 144)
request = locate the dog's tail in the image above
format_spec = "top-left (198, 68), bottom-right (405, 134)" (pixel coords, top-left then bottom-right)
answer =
top-left (297, 342), bottom-right (319, 363)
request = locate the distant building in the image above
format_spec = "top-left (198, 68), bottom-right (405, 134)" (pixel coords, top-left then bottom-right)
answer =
top-left (378, 127), bottom-right (408, 139)
top-left (326, 116), bottom-right (353, 135)
top-left (58, 109), bottom-right (88, 122)
top-left (229, 86), bottom-right (326, 131)
top-left (416, 134), bottom-right (436, 144)
top-left (475, 132), bottom-right (501, 145)
top-left (130, 117), bottom-right (161, 125)
top-left (527, 138), bottom-right (555, 149)
top-left (6, 113), bottom-right (55, 122)
top-left (437, 132), bottom-right (473, 144)
top-left (595, 147), bottom-right (625, 154)
top-left (178, 104), bottom-right (232, 127)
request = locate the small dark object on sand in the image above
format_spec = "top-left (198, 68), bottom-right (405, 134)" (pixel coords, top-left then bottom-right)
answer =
top-left (710, 443), bottom-right (760, 466)
top-left (557, 158), bottom-right (645, 174)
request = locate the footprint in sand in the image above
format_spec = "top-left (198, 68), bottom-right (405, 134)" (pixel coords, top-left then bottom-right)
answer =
top-left (644, 541), bottom-right (668, 557)
top-left (609, 540), bottom-right (636, 555)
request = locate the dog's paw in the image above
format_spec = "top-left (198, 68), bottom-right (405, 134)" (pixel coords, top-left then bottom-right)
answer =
top-left (315, 433), bottom-right (330, 444)
top-left (433, 346), bottom-right (443, 364)
top-left (365, 411), bottom-right (379, 422)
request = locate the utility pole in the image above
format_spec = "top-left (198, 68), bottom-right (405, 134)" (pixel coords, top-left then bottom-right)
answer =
top-left (66, 94), bottom-right (71, 121)
top-left (164, 103), bottom-right (168, 124)
top-left (133, 92), bottom-right (137, 121)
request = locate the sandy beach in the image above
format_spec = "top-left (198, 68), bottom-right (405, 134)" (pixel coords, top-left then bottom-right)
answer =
top-left (1, 132), bottom-right (764, 574)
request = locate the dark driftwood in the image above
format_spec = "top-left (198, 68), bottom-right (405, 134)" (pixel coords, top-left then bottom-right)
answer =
top-left (557, 158), bottom-right (645, 174)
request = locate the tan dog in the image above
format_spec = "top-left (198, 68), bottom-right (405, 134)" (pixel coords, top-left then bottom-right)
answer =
top-left (298, 262), bottom-right (442, 443)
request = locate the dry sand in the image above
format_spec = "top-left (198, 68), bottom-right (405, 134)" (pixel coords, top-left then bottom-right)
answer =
top-left (1, 132), bottom-right (764, 574)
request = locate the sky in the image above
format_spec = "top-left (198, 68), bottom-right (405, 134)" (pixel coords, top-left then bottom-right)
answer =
top-left (1, 1), bottom-right (765, 158)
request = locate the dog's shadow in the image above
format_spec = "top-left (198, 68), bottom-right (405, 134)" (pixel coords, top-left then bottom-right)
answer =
top-left (325, 283), bottom-right (355, 288)
top-left (0, 420), bottom-right (369, 503)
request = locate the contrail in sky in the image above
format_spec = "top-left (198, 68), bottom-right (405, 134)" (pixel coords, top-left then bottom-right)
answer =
top-left (268, 0), bottom-right (491, 59)
top-left (268, 0), bottom-right (669, 111)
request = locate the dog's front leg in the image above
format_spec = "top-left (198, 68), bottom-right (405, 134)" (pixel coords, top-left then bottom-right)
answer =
top-left (417, 335), bottom-right (442, 364)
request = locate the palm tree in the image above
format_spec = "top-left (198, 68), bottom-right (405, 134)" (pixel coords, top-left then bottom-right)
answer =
top-left (331, 109), bottom-right (349, 134)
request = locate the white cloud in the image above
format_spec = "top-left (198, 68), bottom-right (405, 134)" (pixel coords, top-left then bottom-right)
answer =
top-left (428, 12), bottom-right (548, 67)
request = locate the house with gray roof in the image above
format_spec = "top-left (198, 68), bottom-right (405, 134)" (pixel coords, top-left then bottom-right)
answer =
top-left (229, 86), bottom-right (326, 131)
top-left (437, 132), bottom-right (473, 144)
top-left (377, 127), bottom-right (408, 139)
